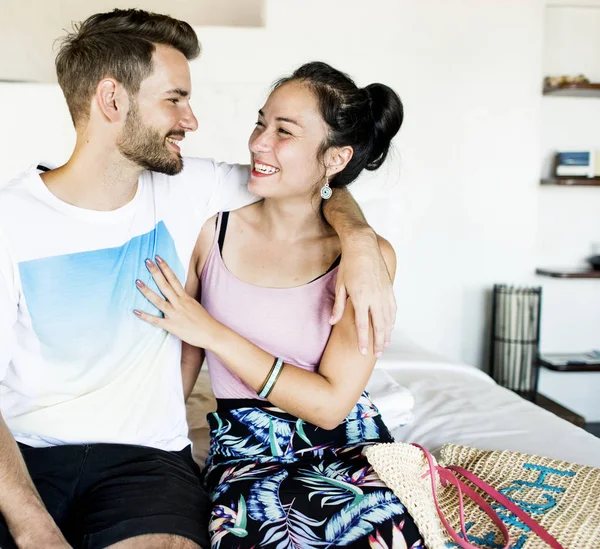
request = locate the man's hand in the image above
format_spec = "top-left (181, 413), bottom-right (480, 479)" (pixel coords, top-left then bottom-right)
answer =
top-left (330, 229), bottom-right (396, 356)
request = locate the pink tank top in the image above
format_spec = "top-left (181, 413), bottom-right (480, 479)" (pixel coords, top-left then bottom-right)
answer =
top-left (200, 212), bottom-right (339, 399)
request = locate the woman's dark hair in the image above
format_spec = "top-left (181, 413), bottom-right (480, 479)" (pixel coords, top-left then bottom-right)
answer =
top-left (273, 61), bottom-right (404, 189)
top-left (55, 9), bottom-right (201, 128)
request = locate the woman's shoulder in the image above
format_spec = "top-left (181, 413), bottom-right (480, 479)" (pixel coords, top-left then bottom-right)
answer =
top-left (199, 214), bottom-right (219, 245)
top-left (193, 214), bottom-right (220, 277)
top-left (376, 234), bottom-right (396, 278)
top-left (194, 204), bottom-right (263, 274)
top-left (376, 234), bottom-right (394, 256)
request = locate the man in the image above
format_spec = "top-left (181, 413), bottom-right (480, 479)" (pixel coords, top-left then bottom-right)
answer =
top-left (0, 9), bottom-right (396, 549)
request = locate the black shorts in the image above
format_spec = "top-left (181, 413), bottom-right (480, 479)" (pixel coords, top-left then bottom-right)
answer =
top-left (0, 443), bottom-right (210, 549)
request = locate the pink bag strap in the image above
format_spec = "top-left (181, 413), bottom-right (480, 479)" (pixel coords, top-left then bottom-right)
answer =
top-left (447, 465), bottom-right (565, 549)
top-left (411, 443), bottom-right (566, 549)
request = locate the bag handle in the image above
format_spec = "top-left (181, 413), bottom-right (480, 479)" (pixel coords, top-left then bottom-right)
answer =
top-left (446, 464), bottom-right (565, 549)
top-left (411, 443), bottom-right (566, 549)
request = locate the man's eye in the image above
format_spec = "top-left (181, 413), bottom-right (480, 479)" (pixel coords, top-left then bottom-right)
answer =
top-left (255, 120), bottom-right (264, 127)
top-left (169, 98), bottom-right (179, 104)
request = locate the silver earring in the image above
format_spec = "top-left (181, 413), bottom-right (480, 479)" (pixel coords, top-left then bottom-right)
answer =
top-left (320, 177), bottom-right (332, 200)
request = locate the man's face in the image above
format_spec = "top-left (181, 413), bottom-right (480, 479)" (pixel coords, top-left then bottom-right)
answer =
top-left (117, 44), bottom-right (198, 175)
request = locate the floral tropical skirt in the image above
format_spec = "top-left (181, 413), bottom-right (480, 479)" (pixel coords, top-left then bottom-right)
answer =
top-left (202, 394), bottom-right (425, 549)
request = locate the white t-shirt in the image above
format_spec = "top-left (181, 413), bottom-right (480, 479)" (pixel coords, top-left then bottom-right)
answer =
top-left (0, 158), bottom-right (253, 451)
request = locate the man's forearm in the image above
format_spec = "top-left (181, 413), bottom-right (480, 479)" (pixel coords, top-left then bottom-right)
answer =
top-left (0, 414), bottom-right (63, 546)
top-left (319, 187), bottom-right (396, 354)
top-left (321, 188), bottom-right (375, 241)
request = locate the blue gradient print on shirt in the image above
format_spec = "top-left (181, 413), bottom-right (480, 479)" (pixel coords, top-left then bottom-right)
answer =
top-left (18, 221), bottom-right (184, 364)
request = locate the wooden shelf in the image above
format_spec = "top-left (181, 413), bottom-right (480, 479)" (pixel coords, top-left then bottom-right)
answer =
top-left (540, 361), bottom-right (600, 373)
top-left (541, 178), bottom-right (600, 186)
top-left (543, 82), bottom-right (600, 97)
top-left (536, 268), bottom-right (600, 278)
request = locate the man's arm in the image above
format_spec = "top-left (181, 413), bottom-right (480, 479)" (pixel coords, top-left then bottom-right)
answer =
top-left (0, 417), bottom-right (70, 548)
top-left (0, 234), bottom-right (69, 548)
top-left (321, 188), bottom-right (396, 356)
top-left (204, 161), bottom-right (258, 218)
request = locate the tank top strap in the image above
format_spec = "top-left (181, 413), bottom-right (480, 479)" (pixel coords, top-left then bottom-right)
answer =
top-left (213, 211), bottom-right (223, 244)
top-left (327, 254), bottom-right (341, 273)
top-left (308, 253), bottom-right (342, 283)
top-left (204, 211), bottom-right (227, 271)
top-left (217, 211), bottom-right (230, 255)
top-left (210, 211), bottom-right (230, 251)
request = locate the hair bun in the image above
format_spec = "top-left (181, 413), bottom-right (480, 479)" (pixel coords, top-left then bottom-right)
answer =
top-left (364, 83), bottom-right (404, 170)
top-left (272, 62), bottom-right (403, 189)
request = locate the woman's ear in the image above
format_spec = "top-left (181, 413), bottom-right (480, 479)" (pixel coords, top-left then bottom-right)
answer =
top-left (94, 78), bottom-right (129, 123)
top-left (326, 146), bottom-right (354, 177)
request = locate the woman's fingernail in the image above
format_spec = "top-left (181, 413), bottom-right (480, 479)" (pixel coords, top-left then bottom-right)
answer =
top-left (376, 352), bottom-right (382, 358)
top-left (133, 309), bottom-right (141, 317)
top-left (135, 279), bottom-right (144, 288)
top-left (361, 348), bottom-right (368, 356)
top-left (155, 255), bottom-right (163, 264)
top-left (145, 259), bottom-right (153, 268)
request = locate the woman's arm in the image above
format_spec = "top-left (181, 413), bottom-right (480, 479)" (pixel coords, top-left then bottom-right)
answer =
top-left (136, 236), bottom-right (396, 429)
top-left (208, 292), bottom-right (384, 428)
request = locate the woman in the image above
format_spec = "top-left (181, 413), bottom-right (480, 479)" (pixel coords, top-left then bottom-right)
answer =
top-left (134, 62), bottom-right (424, 548)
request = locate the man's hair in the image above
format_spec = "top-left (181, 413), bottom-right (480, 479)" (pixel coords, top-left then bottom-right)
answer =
top-left (55, 9), bottom-right (201, 127)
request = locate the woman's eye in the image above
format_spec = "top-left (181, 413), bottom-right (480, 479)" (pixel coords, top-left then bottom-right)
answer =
top-left (278, 128), bottom-right (292, 136)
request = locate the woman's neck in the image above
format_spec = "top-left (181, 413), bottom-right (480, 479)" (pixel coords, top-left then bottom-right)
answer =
top-left (256, 196), bottom-right (332, 243)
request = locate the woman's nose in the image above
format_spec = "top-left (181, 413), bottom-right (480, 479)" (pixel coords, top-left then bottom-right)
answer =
top-left (249, 130), bottom-right (271, 153)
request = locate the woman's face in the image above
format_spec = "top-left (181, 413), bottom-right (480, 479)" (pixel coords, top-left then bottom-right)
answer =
top-left (248, 81), bottom-right (329, 200)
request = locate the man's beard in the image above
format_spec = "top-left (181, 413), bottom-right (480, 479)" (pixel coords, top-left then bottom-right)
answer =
top-left (117, 103), bottom-right (184, 176)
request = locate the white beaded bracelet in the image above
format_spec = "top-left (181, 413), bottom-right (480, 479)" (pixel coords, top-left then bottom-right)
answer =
top-left (258, 357), bottom-right (284, 399)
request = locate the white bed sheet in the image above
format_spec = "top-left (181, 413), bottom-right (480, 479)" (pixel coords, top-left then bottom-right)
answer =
top-left (376, 342), bottom-right (600, 468)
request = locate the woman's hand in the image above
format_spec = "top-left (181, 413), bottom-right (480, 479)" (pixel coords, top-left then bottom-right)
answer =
top-left (133, 256), bottom-right (219, 349)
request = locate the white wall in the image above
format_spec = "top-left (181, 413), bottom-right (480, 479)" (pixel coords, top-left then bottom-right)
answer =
top-left (0, 0), bottom-right (263, 82)
top-left (185, 0), bottom-right (547, 372)
top-left (534, 2), bottom-right (600, 422)
top-left (0, 0), bottom-right (546, 371)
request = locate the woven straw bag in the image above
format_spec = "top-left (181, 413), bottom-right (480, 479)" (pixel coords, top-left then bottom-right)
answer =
top-left (364, 442), bottom-right (600, 549)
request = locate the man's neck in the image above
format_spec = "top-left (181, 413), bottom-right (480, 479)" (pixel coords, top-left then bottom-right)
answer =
top-left (40, 141), bottom-right (144, 212)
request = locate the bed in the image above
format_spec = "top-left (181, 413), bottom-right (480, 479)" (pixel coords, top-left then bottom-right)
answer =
top-left (376, 339), bottom-right (600, 468)
top-left (185, 336), bottom-right (600, 469)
